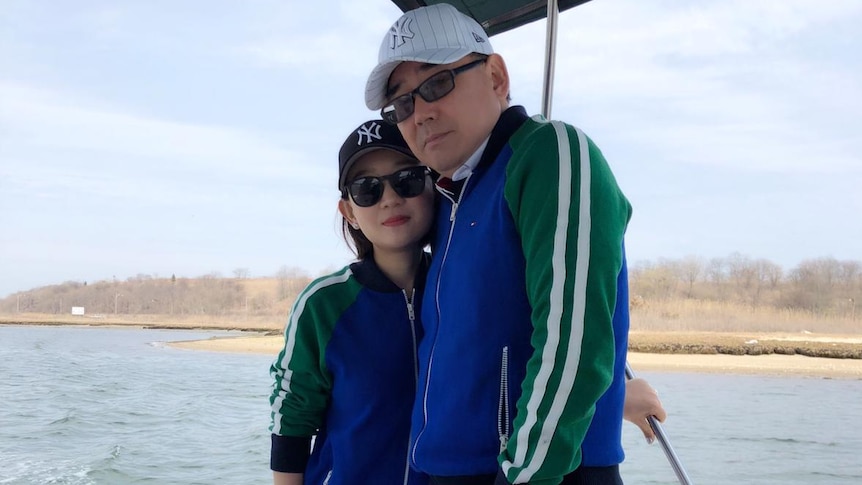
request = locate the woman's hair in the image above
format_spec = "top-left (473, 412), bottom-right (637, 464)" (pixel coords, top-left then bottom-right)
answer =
top-left (340, 190), bottom-right (374, 259)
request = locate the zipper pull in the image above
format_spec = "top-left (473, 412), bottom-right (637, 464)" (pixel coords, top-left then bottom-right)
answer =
top-left (449, 202), bottom-right (458, 221)
top-left (499, 435), bottom-right (508, 453)
top-left (404, 289), bottom-right (415, 322)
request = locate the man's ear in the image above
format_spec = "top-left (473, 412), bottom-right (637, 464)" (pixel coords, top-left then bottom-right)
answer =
top-left (487, 54), bottom-right (510, 103)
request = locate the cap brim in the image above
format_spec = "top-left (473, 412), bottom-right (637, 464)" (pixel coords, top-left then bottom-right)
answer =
top-left (364, 48), bottom-right (474, 110)
top-left (339, 144), bottom-right (416, 188)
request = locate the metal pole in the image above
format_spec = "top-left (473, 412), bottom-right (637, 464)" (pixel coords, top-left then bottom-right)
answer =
top-left (541, 0), bottom-right (559, 119)
top-left (625, 362), bottom-right (694, 485)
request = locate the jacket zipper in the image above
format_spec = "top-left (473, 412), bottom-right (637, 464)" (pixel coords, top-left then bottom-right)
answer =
top-left (403, 289), bottom-right (419, 484)
top-left (404, 289), bottom-right (418, 383)
top-left (412, 174), bottom-right (471, 464)
top-left (498, 346), bottom-right (510, 453)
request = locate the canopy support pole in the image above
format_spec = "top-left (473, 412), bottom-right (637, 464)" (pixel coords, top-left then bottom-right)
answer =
top-left (541, 0), bottom-right (560, 119)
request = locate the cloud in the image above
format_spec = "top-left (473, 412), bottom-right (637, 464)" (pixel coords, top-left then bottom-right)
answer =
top-left (230, 1), bottom-right (399, 74)
top-left (489, 0), bottom-right (862, 175)
top-left (2, 83), bottom-right (292, 166)
top-left (0, 82), bottom-right (332, 203)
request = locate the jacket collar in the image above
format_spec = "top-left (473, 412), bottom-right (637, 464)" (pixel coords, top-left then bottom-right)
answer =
top-left (349, 252), bottom-right (431, 293)
top-left (476, 105), bottom-right (529, 172)
top-left (433, 106), bottom-right (529, 201)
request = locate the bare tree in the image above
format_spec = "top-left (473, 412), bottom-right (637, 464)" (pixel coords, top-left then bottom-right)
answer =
top-left (275, 266), bottom-right (310, 302)
top-left (784, 257), bottom-right (843, 313)
top-left (678, 255), bottom-right (703, 298)
top-left (630, 261), bottom-right (677, 300)
top-left (705, 257), bottom-right (727, 299)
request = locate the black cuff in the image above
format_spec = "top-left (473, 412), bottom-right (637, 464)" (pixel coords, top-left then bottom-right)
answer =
top-left (270, 433), bottom-right (312, 473)
top-left (494, 468), bottom-right (510, 485)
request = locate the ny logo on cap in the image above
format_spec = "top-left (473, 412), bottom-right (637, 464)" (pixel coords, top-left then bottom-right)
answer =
top-left (389, 17), bottom-right (414, 49)
top-left (356, 122), bottom-right (382, 145)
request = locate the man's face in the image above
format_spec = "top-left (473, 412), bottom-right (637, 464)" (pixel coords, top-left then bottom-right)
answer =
top-left (386, 55), bottom-right (508, 178)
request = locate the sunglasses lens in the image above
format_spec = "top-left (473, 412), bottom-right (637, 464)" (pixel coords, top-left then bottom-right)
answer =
top-left (382, 96), bottom-right (415, 125)
top-left (349, 178), bottom-right (383, 207)
top-left (391, 168), bottom-right (428, 198)
top-left (381, 71), bottom-right (456, 124)
top-left (418, 71), bottom-right (455, 103)
top-left (347, 168), bottom-right (427, 207)
top-left (381, 104), bottom-right (399, 124)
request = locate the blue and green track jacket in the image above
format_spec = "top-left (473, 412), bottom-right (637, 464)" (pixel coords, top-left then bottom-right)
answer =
top-left (270, 255), bottom-right (430, 485)
top-left (410, 106), bottom-right (632, 484)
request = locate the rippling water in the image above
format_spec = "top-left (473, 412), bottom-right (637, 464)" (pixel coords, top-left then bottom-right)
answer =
top-left (619, 370), bottom-right (862, 484)
top-left (2, 325), bottom-right (860, 484)
top-left (0, 325), bottom-right (274, 485)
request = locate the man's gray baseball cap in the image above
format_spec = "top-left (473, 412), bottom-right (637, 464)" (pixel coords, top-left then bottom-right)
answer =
top-left (365, 3), bottom-right (494, 111)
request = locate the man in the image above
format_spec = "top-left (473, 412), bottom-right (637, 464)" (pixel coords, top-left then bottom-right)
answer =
top-left (365, 4), bottom-right (637, 485)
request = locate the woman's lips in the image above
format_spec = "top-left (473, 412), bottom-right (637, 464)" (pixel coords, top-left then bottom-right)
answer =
top-left (383, 215), bottom-right (409, 226)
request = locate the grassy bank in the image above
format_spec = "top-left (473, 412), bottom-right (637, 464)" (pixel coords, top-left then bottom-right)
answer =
top-left (628, 330), bottom-right (862, 359)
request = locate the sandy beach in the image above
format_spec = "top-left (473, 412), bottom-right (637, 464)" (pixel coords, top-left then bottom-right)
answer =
top-left (4, 314), bottom-right (860, 378)
top-left (168, 334), bottom-right (862, 379)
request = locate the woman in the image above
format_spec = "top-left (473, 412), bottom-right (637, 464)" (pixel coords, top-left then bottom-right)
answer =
top-left (269, 120), bottom-right (433, 485)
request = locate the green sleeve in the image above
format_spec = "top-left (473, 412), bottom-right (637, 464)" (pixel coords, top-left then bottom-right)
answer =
top-left (499, 120), bottom-right (632, 484)
top-left (269, 268), bottom-right (359, 437)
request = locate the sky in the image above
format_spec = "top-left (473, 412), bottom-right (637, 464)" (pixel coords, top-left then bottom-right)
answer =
top-left (1, 0), bottom-right (860, 298)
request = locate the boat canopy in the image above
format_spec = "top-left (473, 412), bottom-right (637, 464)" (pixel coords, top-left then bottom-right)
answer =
top-left (389, 0), bottom-right (593, 116)
top-left (390, 0), bottom-right (592, 36)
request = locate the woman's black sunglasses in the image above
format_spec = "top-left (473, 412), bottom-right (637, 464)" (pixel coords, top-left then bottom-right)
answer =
top-left (381, 57), bottom-right (488, 125)
top-left (345, 166), bottom-right (431, 208)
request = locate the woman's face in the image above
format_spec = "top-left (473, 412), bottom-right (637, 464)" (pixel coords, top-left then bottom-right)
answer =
top-left (339, 149), bottom-right (434, 256)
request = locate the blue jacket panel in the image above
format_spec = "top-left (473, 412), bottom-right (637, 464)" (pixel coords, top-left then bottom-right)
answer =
top-left (271, 256), bottom-right (430, 485)
top-left (411, 107), bottom-right (631, 477)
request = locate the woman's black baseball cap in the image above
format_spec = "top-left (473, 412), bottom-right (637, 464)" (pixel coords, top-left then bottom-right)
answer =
top-left (338, 120), bottom-right (415, 189)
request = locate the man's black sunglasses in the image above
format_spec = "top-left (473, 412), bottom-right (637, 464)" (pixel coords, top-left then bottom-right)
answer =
top-left (381, 57), bottom-right (488, 125)
top-left (345, 166), bottom-right (430, 208)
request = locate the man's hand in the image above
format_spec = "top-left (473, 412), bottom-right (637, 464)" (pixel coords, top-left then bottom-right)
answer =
top-left (624, 378), bottom-right (667, 444)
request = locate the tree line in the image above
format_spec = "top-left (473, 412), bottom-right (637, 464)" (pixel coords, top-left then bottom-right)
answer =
top-left (0, 267), bottom-right (313, 317)
top-left (2, 254), bottom-right (859, 319)
top-left (630, 253), bottom-right (860, 318)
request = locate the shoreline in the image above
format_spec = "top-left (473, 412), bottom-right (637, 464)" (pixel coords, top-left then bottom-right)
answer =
top-left (4, 317), bottom-right (862, 379)
top-left (626, 351), bottom-right (862, 379)
top-left (167, 334), bottom-right (862, 380)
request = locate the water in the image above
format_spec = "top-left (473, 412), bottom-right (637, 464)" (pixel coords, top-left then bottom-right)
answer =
top-left (0, 326), bottom-right (274, 485)
top-left (2, 326), bottom-right (861, 484)
top-left (620, 373), bottom-right (862, 484)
